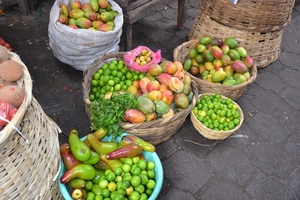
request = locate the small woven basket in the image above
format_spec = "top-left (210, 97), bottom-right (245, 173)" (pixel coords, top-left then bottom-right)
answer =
top-left (0, 46), bottom-right (33, 149)
top-left (0, 97), bottom-right (63, 199)
top-left (82, 52), bottom-right (199, 145)
top-left (190, 93), bottom-right (244, 140)
top-left (200, 0), bottom-right (295, 32)
top-left (188, 11), bottom-right (283, 68)
top-left (173, 39), bottom-right (257, 100)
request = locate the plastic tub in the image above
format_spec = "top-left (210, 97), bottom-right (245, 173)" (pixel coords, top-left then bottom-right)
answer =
top-left (58, 133), bottom-right (163, 199)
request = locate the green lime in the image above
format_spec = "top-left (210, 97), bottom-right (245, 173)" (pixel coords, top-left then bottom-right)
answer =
top-left (130, 175), bottom-right (141, 187)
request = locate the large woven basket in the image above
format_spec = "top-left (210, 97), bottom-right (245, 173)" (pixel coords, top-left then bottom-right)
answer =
top-left (200, 0), bottom-right (295, 32)
top-left (0, 97), bottom-right (63, 199)
top-left (82, 52), bottom-right (198, 145)
top-left (188, 11), bottom-right (283, 68)
top-left (190, 93), bottom-right (244, 140)
top-left (0, 46), bottom-right (33, 149)
top-left (173, 39), bottom-right (257, 100)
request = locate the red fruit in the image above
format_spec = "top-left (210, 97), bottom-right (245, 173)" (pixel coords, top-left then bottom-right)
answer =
top-left (244, 56), bottom-right (254, 68)
top-left (211, 45), bottom-right (223, 59)
top-left (232, 60), bottom-right (248, 73)
top-left (124, 109), bottom-right (146, 123)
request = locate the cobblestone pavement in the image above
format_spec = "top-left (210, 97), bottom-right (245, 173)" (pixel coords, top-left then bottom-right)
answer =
top-left (0, 0), bottom-right (300, 199)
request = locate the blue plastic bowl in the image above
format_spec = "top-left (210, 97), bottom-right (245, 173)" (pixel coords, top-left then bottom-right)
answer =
top-left (58, 133), bottom-right (163, 200)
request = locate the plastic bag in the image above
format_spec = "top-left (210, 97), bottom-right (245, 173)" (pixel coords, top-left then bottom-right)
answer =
top-left (124, 46), bottom-right (162, 72)
top-left (48, 0), bottom-right (123, 71)
top-left (0, 101), bottom-right (18, 131)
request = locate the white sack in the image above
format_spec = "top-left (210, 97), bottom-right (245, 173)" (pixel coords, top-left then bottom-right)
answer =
top-left (48, 0), bottom-right (123, 71)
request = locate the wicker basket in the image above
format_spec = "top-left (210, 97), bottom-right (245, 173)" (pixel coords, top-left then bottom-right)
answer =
top-left (190, 93), bottom-right (244, 140)
top-left (82, 52), bottom-right (199, 145)
top-left (173, 39), bottom-right (257, 100)
top-left (188, 11), bottom-right (283, 68)
top-left (0, 46), bottom-right (33, 149)
top-left (0, 97), bottom-right (63, 199)
top-left (200, 0), bottom-right (295, 32)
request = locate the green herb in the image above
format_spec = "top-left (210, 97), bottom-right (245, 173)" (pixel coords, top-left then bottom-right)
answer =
top-left (89, 91), bottom-right (139, 140)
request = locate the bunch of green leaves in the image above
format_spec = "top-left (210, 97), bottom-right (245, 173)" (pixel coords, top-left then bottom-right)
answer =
top-left (89, 91), bottom-right (139, 140)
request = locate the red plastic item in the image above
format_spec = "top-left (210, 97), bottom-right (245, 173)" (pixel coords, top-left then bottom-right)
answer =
top-left (0, 37), bottom-right (13, 52)
top-left (0, 101), bottom-right (18, 131)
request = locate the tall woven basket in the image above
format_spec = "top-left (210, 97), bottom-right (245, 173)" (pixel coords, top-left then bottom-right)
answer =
top-left (0, 46), bottom-right (32, 149)
top-left (188, 11), bottom-right (283, 68)
top-left (200, 0), bottom-right (295, 32)
top-left (82, 52), bottom-right (198, 145)
top-left (173, 39), bottom-right (257, 101)
top-left (0, 47), bottom-right (63, 199)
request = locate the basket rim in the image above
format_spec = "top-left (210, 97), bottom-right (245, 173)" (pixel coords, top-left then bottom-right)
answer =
top-left (0, 47), bottom-right (33, 147)
top-left (190, 92), bottom-right (244, 139)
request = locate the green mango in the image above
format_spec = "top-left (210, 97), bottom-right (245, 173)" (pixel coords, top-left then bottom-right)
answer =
top-left (137, 96), bottom-right (155, 115)
top-left (89, 0), bottom-right (99, 12)
top-left (199, 36), bottom-right (212, 45)
top-left (154, 100), bottom-right (169, 114)
top-left (70, 8), bottom-right (85, 19)
top-left (76, 17), bottom-right (92, 29)
top-left (69, 129), bottom-right (91, 162)
top-left (211, 70), bottom-right (227, 83)
top-left (222, 76), bottom-right (237, 86)
top-left (224, 37), bottom-right (238, 49)
top-left (99, 11), bottom-right (114, 22)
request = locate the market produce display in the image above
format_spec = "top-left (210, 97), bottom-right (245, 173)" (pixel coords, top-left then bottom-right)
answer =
top-left (183, 36), bottom-right (255, 85)
top-left (58, 0), bottom-right (119, 31)
top-left (87, 54), bottom-right (194, 140)
top-left (59, 129), bottom-right (162, 200)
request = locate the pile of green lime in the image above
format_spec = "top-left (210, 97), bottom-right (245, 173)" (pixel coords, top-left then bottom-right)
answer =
top-left (192, 94), bottom-right (241, 131)
top-left (89, 59), bottom-right (146, 102)
top-left (84, 156), bottom-right (156, 200)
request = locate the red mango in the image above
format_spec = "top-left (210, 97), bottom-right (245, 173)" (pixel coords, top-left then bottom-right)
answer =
top-left (60, 164), bottom-right (96, 184)
top-left (124, 109), bottom-right (146, 123)
top-left (106, 143), bottom-right (143, 159)
top-left (60, 143), bottom-right (82, 170)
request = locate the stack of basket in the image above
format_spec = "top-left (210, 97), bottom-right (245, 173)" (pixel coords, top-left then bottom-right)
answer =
top-left (188, 0), bottom-right (295, 68)
top-left (0, 47), bottom-right (63, 199)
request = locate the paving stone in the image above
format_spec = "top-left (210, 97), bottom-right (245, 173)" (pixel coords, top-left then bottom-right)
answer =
top-left (284, 134), bottom-right (300, 165)
top-left (288, 168), bottom-right (300, 199)
top-left (245, 172), bottom-right (296, 200)
top-left (162, 150), bottom-right (212, 194)
top-left (223, 123), bottom-right (257, 151)
top-left (206, 145), bottom-right (256, 187)
top-left (156, 137), bottom-right (178, 159)
top-left (158, 187), bottom-right (196, 200)
top-left (243, 84), bottom-right (287, 116)
top-left (281, 86), bottom-right (300, 110)
top-left (279, 51), bottom-right (300, 70)
top-left (254, 71), bottom-right (287, 93)
top-left (247, 112), bottom-right (292, 143)
top-left (245, 140), bottom-right (297, 179)
top-left (200, 179), bottom-right (250, 200)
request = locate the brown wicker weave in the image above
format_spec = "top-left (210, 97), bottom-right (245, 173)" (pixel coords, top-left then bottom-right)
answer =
top-left (0, 46), bottom-right (33, 149)
top-left (200, 0), bottom-right (295, 32)
top-left (82, 52), bottom-right (199, 145)
top-left (190, 93), bottom-right (244, 140)
top-left (0, 97), bottom-right (63, 199)
top-left (173, 39), bottom-right (257, 100)
top-left (188, 11), bottom-right (283, 68)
